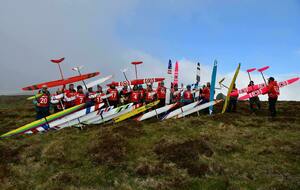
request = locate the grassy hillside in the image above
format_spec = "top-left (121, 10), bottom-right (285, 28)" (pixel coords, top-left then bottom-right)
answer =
top-left (0, 96), bottom-right (299, 190)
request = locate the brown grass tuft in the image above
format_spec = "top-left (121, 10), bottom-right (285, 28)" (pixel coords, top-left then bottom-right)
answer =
top-left (88, 129), bottom-right (128, 167)
top-left (154, 138), bottom-right (213, 176)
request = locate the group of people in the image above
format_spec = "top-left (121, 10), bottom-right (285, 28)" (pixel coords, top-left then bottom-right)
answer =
top-left (33, 81), bottom-right (213, 119)
top-left (34, 76), bottom-right (280, 120)
top-left (228, 77), bottom-right (280, 117)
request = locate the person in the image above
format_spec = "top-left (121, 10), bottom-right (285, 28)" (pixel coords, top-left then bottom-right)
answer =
top-left (107, 84), bottom-right (119, 107)
top-left (201, 83), bottom-right (211, 114)
top-left (86, 87), bottom-right (96, 106)
top-left (75, 85), bottom-right (86, 105)
top-left (227, 84), bottom-right (238, 112)
top-left (193, 83), bottom-right (202, 101)
top-left (198, 85), bottom-right (205, 101)
top-left (130, 85), bottom-right (141, 105)
top-left (266, 77), bottom-right (280, 117)
top-left (138, 85), bottom-right (146, 103)
top-left (248, 81), bottom-right (261, 112)
top-left (201, 82), bottom-right (210, 103)
top-left (145, 84), bottom-right (157, 104)
top-left (171, 83), bottom-right (182, 103)
top-left (51, 89), bottom-right (64, 113)
top-left (182, 85), bottom-right (194, 105)
top-left (156, 81), bottom-right (166, 107)
top-left (95, 85), bottom-right (106, 105)
top-left (35, 85), bottom-right (51, 119)
top-left (64, 84), bottom-right (77, 108)
top-left (96, 85), bottom-right (103, 94)
top-left (119, 85), bottom-right (130, 104)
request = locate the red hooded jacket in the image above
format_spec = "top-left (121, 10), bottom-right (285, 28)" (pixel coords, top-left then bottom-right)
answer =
top-left (267, 81), bottom-right (280, 98)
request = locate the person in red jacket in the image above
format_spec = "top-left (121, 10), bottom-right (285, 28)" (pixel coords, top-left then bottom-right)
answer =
top-left (201, 82), bottom-right (210, 103)
top-left (75, 85), bottom-right (86, 105)
top-left (95, 85), bottom-right (105, 104)
top-left (227, 84), bottom-right (239, 112)
top-left (171, 84), bottom-right (182, 103)
top-left (35, 85), bottom-right (51, 119)
top-left (64, 84), bottom-right (77, 108)
top-left (267, 77), bottom-right (280, 117)
top-left (119, 85), bottom-right (130, 104)
top-left (156, 81), bottom-right (166, 107)
top-left (86, 87), bottom-right (96, 106)
top-left (130, 85), bottom-right (141, 105)
top-left (145, 84), bottom-right (157, 104)
top-left (248, 81), bottom-right (261, 112)
top-left (182, 85), bottom-right (194, 105)
top-left (107, 84), bottom-right (119, 107)
top-left (51, 89), bottom-right (64, 113)
top-left (200, 83), bottom-right (211, 114)
top-left (138, 85), bottom-right (146, 103)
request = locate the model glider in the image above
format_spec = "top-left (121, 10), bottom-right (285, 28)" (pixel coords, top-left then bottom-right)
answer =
top-left (22, 72), bottom-right (99, 91)
top-left (238, 77), bottom-right (300, 100)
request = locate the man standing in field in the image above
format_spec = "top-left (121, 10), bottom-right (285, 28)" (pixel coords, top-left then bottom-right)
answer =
top-left (248, 81), bottom-right (261, 112)
top-left (227, 83), bottom-right (239, 112)
top-left (267, 77), bottom-right (280, 117)
top-left (35, 85), bottom-right (51, 119)
top-left (156, 81), bottom-right (166, 107)
top-left (182, 85), bottom-right (194, 105)
top-left (107, 84), bottom-right (119, 107)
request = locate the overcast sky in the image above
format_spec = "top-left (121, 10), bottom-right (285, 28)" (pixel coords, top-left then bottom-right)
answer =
top-left (0, 0), bottom-right (299, 100)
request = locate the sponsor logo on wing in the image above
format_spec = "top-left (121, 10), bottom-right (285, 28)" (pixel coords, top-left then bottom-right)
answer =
top-left (279, 81), bottom-right (287, 87)
top-left (145, 78), bottom-right (155, 83)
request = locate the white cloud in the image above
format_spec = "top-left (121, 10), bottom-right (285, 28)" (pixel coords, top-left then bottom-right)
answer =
top-left (0, 1), bottom-right (298, 101)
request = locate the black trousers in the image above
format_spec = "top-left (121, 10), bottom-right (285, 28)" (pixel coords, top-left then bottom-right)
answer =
top-left (158, 99), bottom-right (166, 107)
top-left (227, 97), bottom-right (237, 112)
top-left (268, 97), bottom-right (277, 117)
top-left (249, 96), bottom-right (261, 112)
top-left (36, 106), bottom-right (50, 120)
top-left (109, 100), bottom-right (119, 108)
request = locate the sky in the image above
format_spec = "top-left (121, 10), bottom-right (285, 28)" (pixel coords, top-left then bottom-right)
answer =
top-left (0, 0), bottom-right (299, 100)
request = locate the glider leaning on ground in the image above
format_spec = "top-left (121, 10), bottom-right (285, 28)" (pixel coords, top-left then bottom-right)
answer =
top-left (209, 60), bottom-right (218, 115)
top-left (25, 103), bottom-right (105, 134)
top-left (135, 102), bottom-right (180, 121)
top-left (162, 101), bottom-right (201, 120)
top-left (84, 103), bottom-right (134, 124)
top-left (113, 100), bottom-right (160, 123)
top-left (175, 100), bottom-right (223, 119)
top-left (0, 104), bottom-right (85, 138)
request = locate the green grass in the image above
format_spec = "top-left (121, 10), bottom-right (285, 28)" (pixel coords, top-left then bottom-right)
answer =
top-left (0, 95), bottom-right (299, 189)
